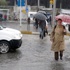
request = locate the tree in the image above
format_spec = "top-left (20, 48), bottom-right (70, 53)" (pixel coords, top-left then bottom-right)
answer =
top-left (0, 0), bottom-right (8, 6)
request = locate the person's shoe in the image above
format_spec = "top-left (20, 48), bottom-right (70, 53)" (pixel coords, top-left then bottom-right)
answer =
top-left (39, 34), bottom-right (43, 39)
top-left (55, 58), bottom-right (58, 61)
top-left (55, 57), bottom-right (59, 61)
top-left (39, 34), bottom-right (41, 38)
top-left (45, 30), bottom-right (48, 34)
top-left (60, 57), bottom-right (62, 60)
top-left (44, 34), bottom-right (46, 37)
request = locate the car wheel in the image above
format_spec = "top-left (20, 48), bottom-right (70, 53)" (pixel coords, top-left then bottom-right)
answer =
top-left (0, 41), bottom-right (9, 53)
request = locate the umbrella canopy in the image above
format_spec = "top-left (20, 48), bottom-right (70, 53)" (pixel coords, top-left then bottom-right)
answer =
top-left (33, 13), bottom-right (47, 20)
top-left (55, 14), bottom-right (70, 23)
top-left (38, 11), bottom-right (46, 14)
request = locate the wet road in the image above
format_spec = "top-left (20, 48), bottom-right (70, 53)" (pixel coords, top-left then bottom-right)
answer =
top-left (0, 21), bottom-right (70, 70)
top-left (0, 35), bottom-right (70, 70)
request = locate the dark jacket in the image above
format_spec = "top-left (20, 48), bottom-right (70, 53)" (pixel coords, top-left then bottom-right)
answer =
top-left (39, 20), bottom-right (46, 29)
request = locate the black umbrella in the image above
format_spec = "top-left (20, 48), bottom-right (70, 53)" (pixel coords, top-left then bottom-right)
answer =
top-left (33, 13), bottom-right (47, 20)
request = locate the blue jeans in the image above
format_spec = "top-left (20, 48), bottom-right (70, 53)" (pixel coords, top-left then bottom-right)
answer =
top-left (39, 27), bottom-right (45, 39)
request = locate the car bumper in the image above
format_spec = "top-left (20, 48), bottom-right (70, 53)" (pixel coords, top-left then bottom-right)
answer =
top-left (9, 39), bottom-right (22, 49)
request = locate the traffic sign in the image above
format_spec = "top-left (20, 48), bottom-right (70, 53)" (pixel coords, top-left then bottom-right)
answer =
top-left (50, 0), bottom-right (54, 4)
top-left (26, 7), bottom-right (28, 13)
top-left (22, 9), bottom-right (26, 13)
top-left (17, 0), bottom-right (25, 6)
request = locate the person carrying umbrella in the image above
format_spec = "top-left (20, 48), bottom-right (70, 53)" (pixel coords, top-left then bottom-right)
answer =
top-left (27, 17), bottom-right (30, 31)
top-left (38, 20), bottom-right (48, 39)
top-left (50, 19), bottom-right (67, 61)
top-left (34, 18), bottom-right (38, 29)
top-left (33, 12), bottom-right (48, 39)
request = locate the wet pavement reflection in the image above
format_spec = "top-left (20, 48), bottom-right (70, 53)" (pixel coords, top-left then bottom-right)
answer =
top-left (50, 61), bottom-right (65, 70)
top-left (0, 31), bottom-right (70, 70)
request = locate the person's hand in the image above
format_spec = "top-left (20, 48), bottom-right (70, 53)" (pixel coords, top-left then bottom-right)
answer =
top-left (50, 39), bottom-right (54, 42)
top-left (45, 26), bottom-right (48, 29)
top-left (63, 29), bottom-right (67, 35)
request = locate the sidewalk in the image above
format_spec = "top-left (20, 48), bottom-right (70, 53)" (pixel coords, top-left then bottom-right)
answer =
top-left (1, 21), bottom-right (52, 35)
top-left (1, 21), bottom-right (70, 36)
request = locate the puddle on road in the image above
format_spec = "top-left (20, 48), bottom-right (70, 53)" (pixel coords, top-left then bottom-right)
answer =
top-left (0, 50), bottom-right (23, 65)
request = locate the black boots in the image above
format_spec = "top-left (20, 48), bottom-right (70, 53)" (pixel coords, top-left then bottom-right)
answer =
top-left (54, 52), bottom-right (59, 61)
top-left (54, 51), bottom-right (63, 61)
top-left (60, 51), bottom-right (63, 60)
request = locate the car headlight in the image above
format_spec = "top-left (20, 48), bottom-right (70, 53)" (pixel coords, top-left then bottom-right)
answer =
top-left (14, 33), bottom-right (22, 39)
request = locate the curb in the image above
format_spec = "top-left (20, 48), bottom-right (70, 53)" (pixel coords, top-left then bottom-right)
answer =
top-left (21, 31), bottom-right (40, 35)
top-left (21, 30), bottom-right (70, 38)
top-left (66, 33), bottom-right (70, 36)
top-left (21, 31), bottom-right (51, 36)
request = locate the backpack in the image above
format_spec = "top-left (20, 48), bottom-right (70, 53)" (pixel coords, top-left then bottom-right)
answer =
top-left (52, 25), bottom-right (66, 35)
top-left (54, 25), bottom-right (65, 30)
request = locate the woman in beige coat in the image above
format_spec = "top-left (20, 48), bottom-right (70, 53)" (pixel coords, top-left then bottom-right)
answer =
top-left (50, 19), bottom-right (66, 61)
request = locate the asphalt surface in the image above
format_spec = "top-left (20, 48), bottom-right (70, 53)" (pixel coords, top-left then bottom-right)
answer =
top-left (0, 21), bottom-right (70, 70)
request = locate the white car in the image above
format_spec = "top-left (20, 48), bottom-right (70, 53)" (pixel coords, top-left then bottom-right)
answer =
top-left (0, 25), bottom-right (22, 53)
top-left (28, 12), bottom-right (37, 21)
top-left (62, 22), bottom-right (69, 32)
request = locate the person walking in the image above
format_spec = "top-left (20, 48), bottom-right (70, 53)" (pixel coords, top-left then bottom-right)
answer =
top-left (34, 18), bottom-right (38, 29)
top-left (49, 15), bottom-right (52, 27)
top-left (38, 20), bottom-right (48, 39)
top-left (27, 17), bottom-right (30, 31)
top-left (4, 14), bottom-right (7, 21)
top-left (50, 19), bottom-right (67, 61)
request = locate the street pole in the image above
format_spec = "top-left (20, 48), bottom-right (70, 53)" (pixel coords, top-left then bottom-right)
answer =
top-left (20, 0), bottom-right (22, 26)
top-left (60, 0), bottom-right (62, 13)
top-left (52, 0), bottom-right (56, 26)
top-left (14, 0), bottom-right (16, 14)
top-left (25, 0), bottom-right (29, 31)
top-left (38, 0), bottom-right (40, 11)
top-left (25, 0), bottom-right (27, 8)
